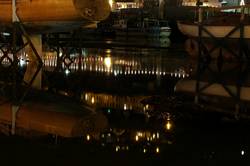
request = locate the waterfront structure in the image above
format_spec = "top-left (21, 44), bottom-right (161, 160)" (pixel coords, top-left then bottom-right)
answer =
top-left (0, 0), bottom-right (111, 136)
top-left (176, 5), bottom-right (250, 119)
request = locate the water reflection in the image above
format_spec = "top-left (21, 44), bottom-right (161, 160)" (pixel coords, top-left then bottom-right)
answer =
top-left (43, 48), bottom-right (191, 78)
top-left (82, 92), bottom-right (153, 115)
top-left (0, 45), bottom-right (192, 79)
top-left (83, 126), bottom-right (173, 155)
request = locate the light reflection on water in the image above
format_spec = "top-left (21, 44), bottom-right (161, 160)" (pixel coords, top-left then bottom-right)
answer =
top-left (42, 47), bottom-right (192, 79)
top-left (1, 39), bottom-right (250, 163)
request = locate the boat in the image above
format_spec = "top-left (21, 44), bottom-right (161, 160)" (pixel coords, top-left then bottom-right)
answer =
top-left (112, 18), bottom-right (171, 38)
top-left (177, 5), bottom-right (250, 58)
top-left (0, 0), bottom-right (111, 33)
top-left (175, 5), bottom-right (250, 118)
top-left (0, 91), bottom-right (108, 137)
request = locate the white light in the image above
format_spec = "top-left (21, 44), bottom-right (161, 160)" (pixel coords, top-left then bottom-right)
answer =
top-left (65, 69), bottom-right (70, 75)
top-left (135, 135), bottom-right (139, 141)
top-left (104, 57), bottom-right (112, 68)
top-left (86, 135), bottom-right (90, 141)
top-left (85, 94), bottom-right (88, 101)
top-left (241, 150), bottom-right (245, 156)
top-left (124, 104), bottom-right (127, 110)
top-left (91, 97), bottom-right (95, 104)
top-left (156, 147), bottom-right (160, 153)
top-left (240, 0), bottom-right (245, 6)
top-left (116, 146), bottom-right (120, 152)
top-left (20, 59), bottom-right (26, 67)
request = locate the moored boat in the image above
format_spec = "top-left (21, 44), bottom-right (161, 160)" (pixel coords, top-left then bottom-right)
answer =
top-left (177, 5), bottom-right (250, 58)
top-left (0, 91), bottom-right (108, 137)
top-left (0, 0), bottom-right (111, 33)
top-left (113, 18), bottom-right (171, 38)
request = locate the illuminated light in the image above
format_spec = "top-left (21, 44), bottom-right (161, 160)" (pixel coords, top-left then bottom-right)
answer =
top-left (126, 146), bottom-right (129, 150)
top-left (116, 146), bottom-right (120, 152)
top-left (153, 134), bottom-right (156, 139)
top-left (114, 71), bottom-right (118, 76)
top-left (101, 134), bottom-right (105, 138)
top-left (107, 109), bottom-right (111, 114)
top-left (85, 94), bottom-right (88, 101)
top-left (91, 97), bottom-right (95, 104)
top-left (165, 121), bottom-right (172, 131)
top-left (124, 104), bottom-right (127, 110)
top-left (106, 49), bottom-right (112, 54)
top-left (146, 104), bottom-right (149, 110)
top-left (135, 135), bottom-right (139, 141)
top-left (2, 32), bottom-right (10, 36)
top-left (65, 69), bottom-right (70, 75)
top-left (108, 133), bottom-right (111, 137)
top-left (156, 147), bottom-right (160, 153)
top-left (86, 134), bottom-right (91, 141)
top-left (241, 150), bottom-right (245, 156)
top-left (104, 57), bottom-right (112, 68)
top-left (157, 132), bottom-right (160, 139)
top-left (240, 0), bottom-right (245, 5)
top-left (20, 59), bottom-right (26, 67)
top-left (141, 70), bottom-right (144, 74)
top-left (143, 148), bottom-right (147, 153)
top-left (138, 70), bottom-right (140, 74)
top-left (163, 72), bottom-right (166, 75)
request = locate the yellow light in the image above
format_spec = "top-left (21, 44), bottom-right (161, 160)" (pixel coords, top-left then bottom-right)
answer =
top-left (116, 146), bottom-right (120, 152)
top-left (91, 97), bottom-right (95, 104)
top-left (124, 104), bottom-right (127, 110)
top-left (156, 147), bottom-right (160, 153)
top-left (85, 94), bottom-right (88, 101)
top-left (135, 135), bottom-right (139, 141)
top-left (109, 0), bottom-right (113, 8)
top-left (86, 134), bottom-right (90, 141)
top-left (104, 57), bottom-right (112, 68)
top-left (165, 121), bottom-right (172, 130)
top-left (143, 148), bottom-right (147, 153)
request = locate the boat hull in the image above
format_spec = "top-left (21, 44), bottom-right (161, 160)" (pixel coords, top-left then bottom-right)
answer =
top-left (0, 92), bottom-right (108, 137)
top-left (0, 0), bottom-right (110, 33)
top-left (177, 21), bottom-right (250, 39)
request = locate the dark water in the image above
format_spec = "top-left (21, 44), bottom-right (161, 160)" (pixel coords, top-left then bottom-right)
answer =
top-left (1, 36), bottom-right (250, 165)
